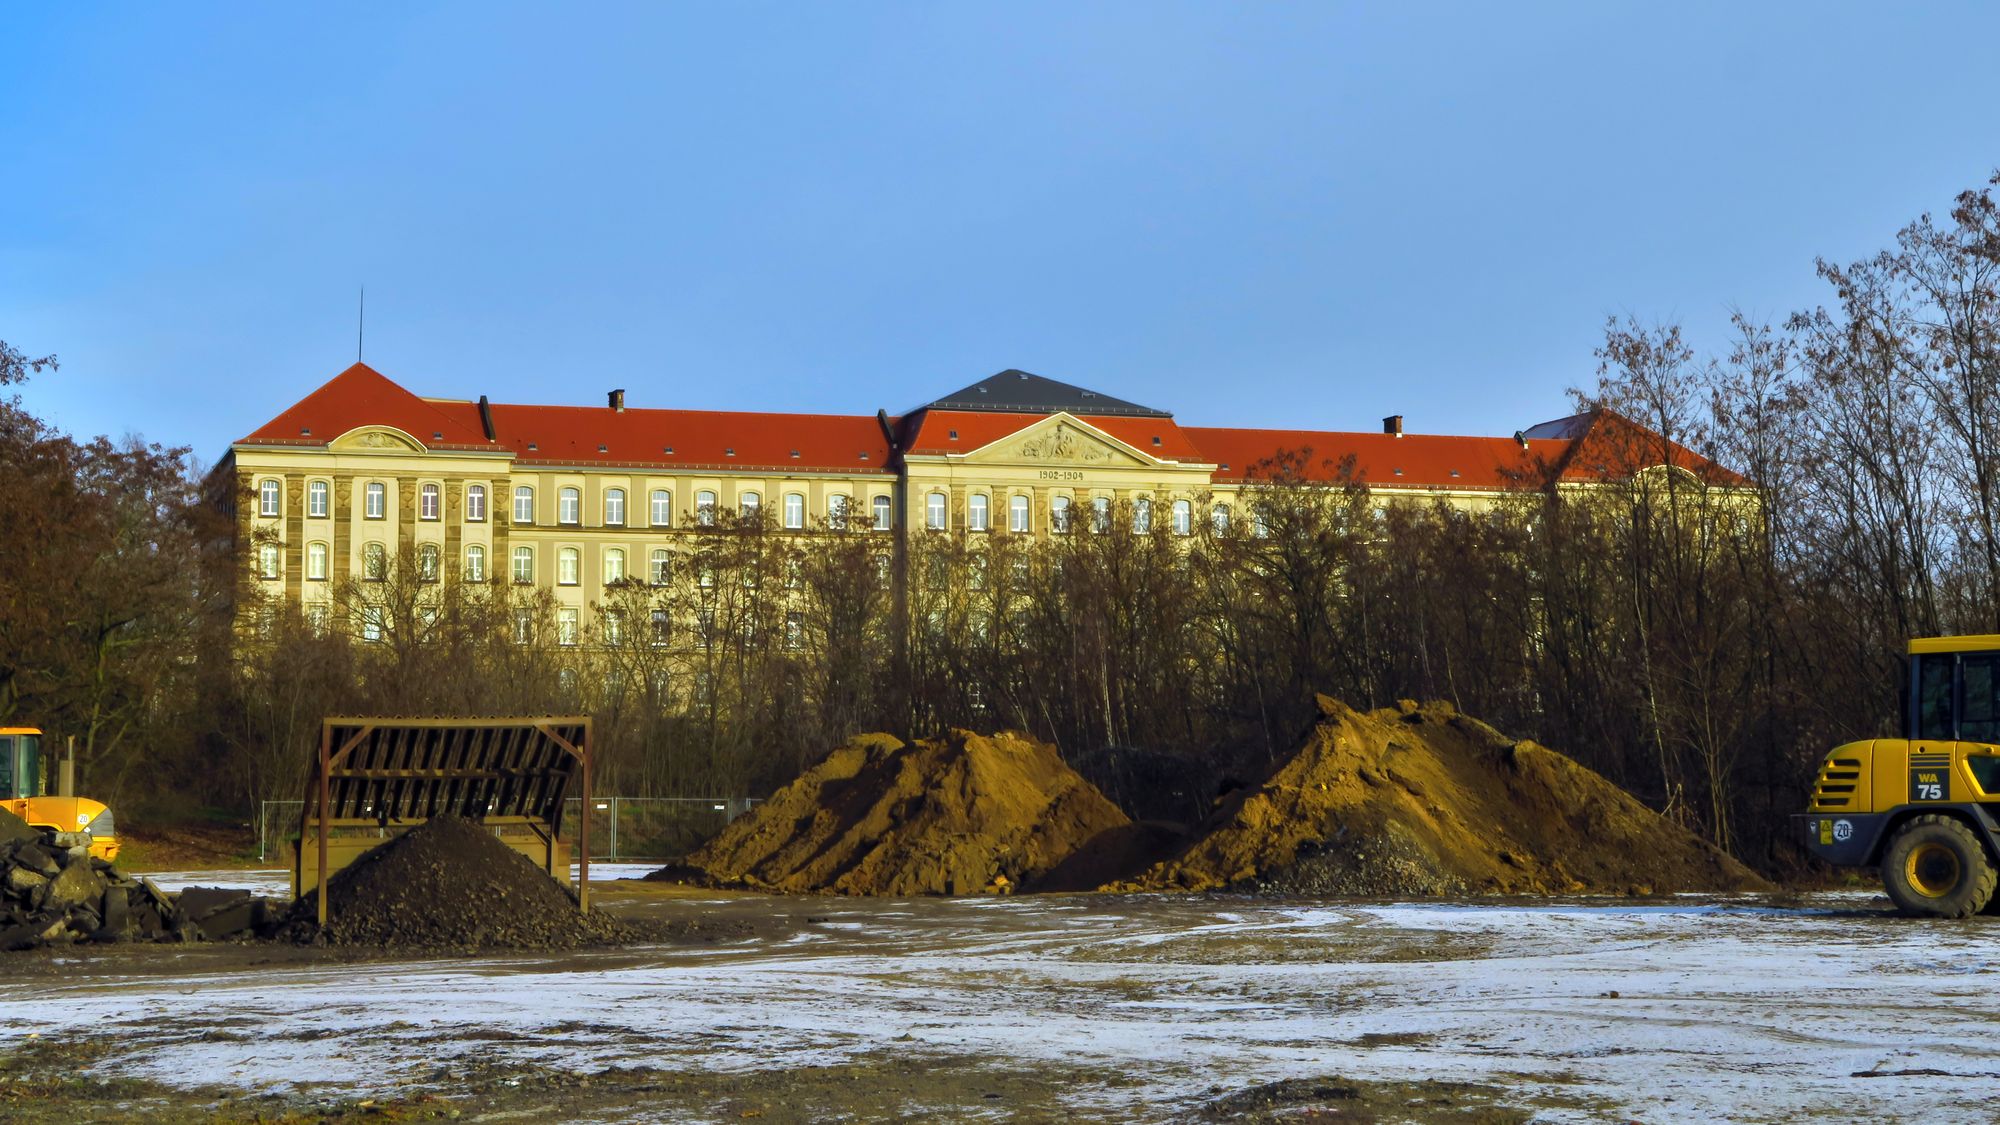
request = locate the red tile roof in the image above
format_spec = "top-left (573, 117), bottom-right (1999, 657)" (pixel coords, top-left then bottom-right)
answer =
top-left (1182, 427), bottom-right (1570, 490)
top-left (238, 363), bottom-right (493, 449)
top-left (1538, 410), bottom-right (1753, 488)
top-left (903, 410), bottom-right (1211, 463)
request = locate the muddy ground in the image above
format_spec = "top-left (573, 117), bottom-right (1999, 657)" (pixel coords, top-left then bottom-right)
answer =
top-left (1, 877), bottom-right (1995, 1123)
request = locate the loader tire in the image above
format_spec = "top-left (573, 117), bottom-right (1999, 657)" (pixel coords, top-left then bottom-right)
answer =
top-left (1882, 815), bottom-right (1997, 919)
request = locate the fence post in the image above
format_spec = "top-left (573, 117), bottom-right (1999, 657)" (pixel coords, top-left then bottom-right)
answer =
top-left (610, 796), bottom-right (619, 862)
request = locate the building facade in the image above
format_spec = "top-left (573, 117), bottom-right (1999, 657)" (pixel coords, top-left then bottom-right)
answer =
top-left (217, 363), bottom-right (1736, 637)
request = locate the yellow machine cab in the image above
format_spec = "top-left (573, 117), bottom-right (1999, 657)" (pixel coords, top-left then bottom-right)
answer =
top-left (0, 727), bottom-right (119, 863)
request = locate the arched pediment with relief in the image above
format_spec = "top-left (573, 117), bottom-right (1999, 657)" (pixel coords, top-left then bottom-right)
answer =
top-left (329, 426), bottom-right (427, 453)
top-left (969, 415), bottom-right (1151, 468)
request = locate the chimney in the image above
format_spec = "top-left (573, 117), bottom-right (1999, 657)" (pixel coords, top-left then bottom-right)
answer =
top-left (1383, 414), bottom-right (1403, 438)
top-left (608, 389), bottom-right (626, 413)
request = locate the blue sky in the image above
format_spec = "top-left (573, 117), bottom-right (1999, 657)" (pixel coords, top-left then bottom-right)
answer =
top-left (3, 3), bottom-right (1997, 465)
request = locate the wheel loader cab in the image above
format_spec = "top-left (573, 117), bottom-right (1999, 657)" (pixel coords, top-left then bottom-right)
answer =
top-left (1797, 635), bottom-right (2000, 917)
top-left (0, 727), bottom-right (119, 864)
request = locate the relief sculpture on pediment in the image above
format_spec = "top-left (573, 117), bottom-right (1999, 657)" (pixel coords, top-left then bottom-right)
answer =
top-left (1017, 423), bottom-right (1113, 464)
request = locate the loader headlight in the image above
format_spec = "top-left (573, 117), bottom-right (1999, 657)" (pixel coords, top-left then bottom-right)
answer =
top-left (76, 813), bottom-right (90, 826)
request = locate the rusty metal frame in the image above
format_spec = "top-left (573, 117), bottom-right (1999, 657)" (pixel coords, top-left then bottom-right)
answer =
top-left (310, 716), bottom-right (592, 925)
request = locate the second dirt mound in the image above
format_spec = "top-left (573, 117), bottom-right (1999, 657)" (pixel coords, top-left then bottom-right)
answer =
top-left (1125, 697), bottom-right (1768, 896)
top-left (685, 730), bottom-right (1129, 895)
top-left (287, 815), bottom-right (632, 949)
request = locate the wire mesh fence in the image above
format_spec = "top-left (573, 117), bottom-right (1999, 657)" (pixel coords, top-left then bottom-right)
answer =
top-left (258, 796), bottom-right (760, 864)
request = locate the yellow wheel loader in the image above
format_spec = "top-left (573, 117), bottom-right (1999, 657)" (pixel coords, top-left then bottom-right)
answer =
top-left (0, 727), bottom-right (119, 863)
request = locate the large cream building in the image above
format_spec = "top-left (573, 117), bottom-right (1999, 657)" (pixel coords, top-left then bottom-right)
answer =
top-left (219, 363), bottom-right (1736, 637)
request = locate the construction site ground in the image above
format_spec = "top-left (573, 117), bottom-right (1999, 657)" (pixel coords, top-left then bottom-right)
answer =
top-left (0, 874), bottom-right (1992, 1124)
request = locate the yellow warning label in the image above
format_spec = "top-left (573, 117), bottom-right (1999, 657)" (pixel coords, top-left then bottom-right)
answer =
top-left (1819, 819), bottom-right (1833, 845)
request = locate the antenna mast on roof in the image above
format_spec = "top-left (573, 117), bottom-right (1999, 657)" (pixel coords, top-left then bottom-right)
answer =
top-left (357, 286), bottom-right (365, 362)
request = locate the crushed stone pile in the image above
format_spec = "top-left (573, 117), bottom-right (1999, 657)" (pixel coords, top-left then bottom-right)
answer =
top-left (0, 807), bottom-right (271, 951)
top-left (676, 730), bottom-right (1130, 895)
top-left (1121, 697), bottom-right (1770, 897)
top-left (283, 814), bottom-right (634, 949)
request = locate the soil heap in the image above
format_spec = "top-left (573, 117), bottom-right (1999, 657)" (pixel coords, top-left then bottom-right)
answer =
top-left (0, 807), bottom-right (270, 950)
top-left (285, 814), bottom-right (631, 949)
top-left (681, 730), bottom-right (1129, 895)
top-left (1123, 697), bottom-right (1768, 896)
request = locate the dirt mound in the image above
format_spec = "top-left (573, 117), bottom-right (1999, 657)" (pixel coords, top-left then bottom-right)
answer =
top-left (285, 815), bottom-right (632, 949)
top-left (683, 730), bottom-right (1129, 895)
top-left (1124, 697), bottom-right (1768, 896)
top-left (0, 817), bottom-right (244, 950)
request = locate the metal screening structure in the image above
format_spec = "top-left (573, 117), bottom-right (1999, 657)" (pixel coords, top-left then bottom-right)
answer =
top-left (303, 717), bottom-right (592, 924)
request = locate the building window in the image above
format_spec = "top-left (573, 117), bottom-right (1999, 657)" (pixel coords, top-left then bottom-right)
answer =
top-left (605, 488), bottom-right (626, 526)
top-left (740, 491), bottom-right (761, 520)
top-left (651, 548), bottom-right (671, 586)
top-left (697, 490), bottom-right (717, 526)
top-left (464, 544), bottom-right (486, 582)
top-left (257, 543), bottom-right (280, 579)
top-left (650, 608), bottom-right (671, 647)
top-left (1253, 503), bottom-right (1271, 539)
top-left (697, 561), bottom-right (715, 590)
top-left (1133, 497), bottom-right (1151, 534)
top-left (784, 492), bottom-right (805, 530)
top-left (604, 547), bottom-right (626, 585)
top-left (361, 607), bottom-right (383, 643)
top-left (514, 485), bottom-right (535, 524)
top-left (306, 541), bottom-right (329, 580)
top-left (512, 607), bottom-right (534, 645)
top-left (559, 487), bottom-right (581, 525)
top-left (967, 493), bottom-right (989, 532)
top-left (828, 494), bottom-right (850, 530)
top-left (872, 495), bottom-right (892, 531)
top-left (364, 542), bottom-right (386, 580)
top-left (558, 547), bottom-right (581, 586)
top-left (307, 480), bottom-right (329, 518)
top-left (557, 607), bottom-right (579, 646)
top-left (511, 545), bottom-right (534, 583)
top-left (926, 492), bottom-right (947, 531)
top-left (1172, 499), bottom-right (1192, 536)
top-left (603, 608), bottom-right (624, 646)
top-left (969, 554), bottom-right (989, 590)
top-left (419, 483), bottom-right (441, 521)
top-left (1212, 503), bottom-right (1231, 534)
top-left (418, 543), bottom-right (440, 582)
top-left (259, 479), bottom-right (281, 517)
top-left (650, 489), bottom-right (672, 526)
top-left (1092, 496), bottom-right (1111, 533)
top-left (364, 482), bottom-right (386, 520)
top-left (465, 484), bottom-right (486, 522)
top-left (784, 611), bottom-right (804, 651)
top-left (306, 604), bottom-right (330, 635)
top-left (1011, 494), bottom-right (1031, 533)
top-left (784, 556), bottom-right (803, 590)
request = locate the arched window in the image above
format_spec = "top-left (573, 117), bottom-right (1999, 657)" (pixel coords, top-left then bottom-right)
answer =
top-left (1212, 502), bottom-right (1231, 535)
top-left (783, 492), bottom-right (805, 530)
top-left (557, 608), bottom-right (579, 646)
top-left (512, 607), bottom-right (534, 644)
top-left (513, 485), bottom-right (534, 524)
top-left (511, 545), bottom-right (534, 583)
top-left (257, 543), bottom-right (280, 578)
top-left (1091, 496), bottom-right (1111, 533)
top-left (463, 484), bottom-right (485, 522)
top-left (306, 541), bottom-right (329, 580)
top-left (697, 490), bottom-right (717, 526)
top-left (364, 542), bottom-right (386, 580)
top-left (1015, 495), bottom-right (1036, 533)
top-left (558, 547), bottom-right (581, 585)
top-left (603, 608), bottom-right (624, 646)
top-left (650, 489), bottom-right (672, 527)
top-left (828, 494), bottom-right (850, 530)
top-left (1253, 503), bottom-right (1271, 538)
top-left (967, 493), bottom-right (989, 532)
top-left (464, 544), bottom-right (486, 582)
top-left (418, 543), bottom-right (440, 581)
top-left (603, 547), bottom-right (626, 584)
top-left (926, 492), bottom-right (947, 531)
top-left (1172, 499), bottom-right (1192, 536)
top-left (259, 479), bottom-right (281, 517)
top-left (872, 495), bottom-right (892, 531)
top-left (419, 483), bottom-right (441, 521)
top-left (740, 491), bottom-right (761, 520)
top-left (364, 482), bottom-right (386, 520)
top-left (361, 607), bottom-right (383, 643)
top-left (969, 553), bottom-right (988, 590)
top-left (604, 488), bottom-right (626, 526)
top-left (697, 561), bottom-right (716, 589)
top-left (307, 480), bottom-right (329, 518)
top-left (650, 609), bottom-right (671, 647)
top-left (1133, 497), bottom-right (1151, 534)
top-left (651, 548), bottom-right (671, 585)
top-left (558, 487), bottom-right (581, 525)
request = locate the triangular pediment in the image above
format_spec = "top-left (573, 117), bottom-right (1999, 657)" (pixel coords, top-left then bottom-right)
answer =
top-left (961, 414), bottom-right (1156, 467)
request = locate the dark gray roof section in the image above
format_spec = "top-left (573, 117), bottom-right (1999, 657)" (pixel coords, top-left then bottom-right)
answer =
top-left (1521, 412), bottom-right (1595, 440)
top-left (926, 369), bottom-right (1171, 417)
